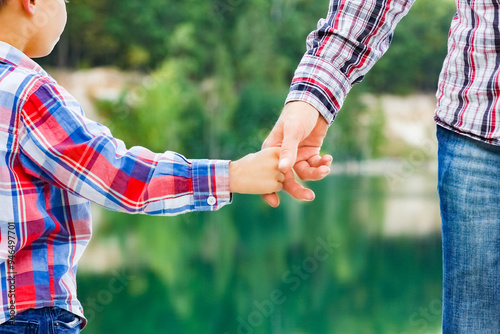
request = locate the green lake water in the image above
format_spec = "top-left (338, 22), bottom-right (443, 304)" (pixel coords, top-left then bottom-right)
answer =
top-left (78, 168), bottom-right (442, 334)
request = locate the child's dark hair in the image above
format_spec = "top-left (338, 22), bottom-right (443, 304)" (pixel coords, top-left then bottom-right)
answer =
top-left (0, 0), bottom-right (6, 10)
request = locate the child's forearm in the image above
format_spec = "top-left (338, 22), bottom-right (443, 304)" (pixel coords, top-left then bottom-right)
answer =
top-left (19, 83), bottom-right (232, 215)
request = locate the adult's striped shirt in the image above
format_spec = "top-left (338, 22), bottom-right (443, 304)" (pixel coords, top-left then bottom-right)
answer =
top-left (287, 0), bottom-right (500, 145)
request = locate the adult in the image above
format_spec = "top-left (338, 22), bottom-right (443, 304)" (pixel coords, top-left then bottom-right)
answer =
top-left (263, 0), bottom-right (500, 332)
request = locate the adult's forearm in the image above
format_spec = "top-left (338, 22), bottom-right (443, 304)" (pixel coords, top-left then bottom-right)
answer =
top-left (287, 0), bottom-right (416, 123)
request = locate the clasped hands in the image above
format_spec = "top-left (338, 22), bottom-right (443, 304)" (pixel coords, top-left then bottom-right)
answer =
top-left (261, 101), bottom-right (332, 207)
top-left (229, 101), bottom-right (332, 206)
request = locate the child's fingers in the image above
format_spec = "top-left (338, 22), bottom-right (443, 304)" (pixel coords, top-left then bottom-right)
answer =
top-left (267, 172), bottom-right (284, 193)
top-left (273, 182), bottom-right (284, 193)
top-left (262, 193), bottom-right (280, 207)
top-left (261, 145), bottom-right (282, 156)
top-left (277, 171), bottom-right (285, 183)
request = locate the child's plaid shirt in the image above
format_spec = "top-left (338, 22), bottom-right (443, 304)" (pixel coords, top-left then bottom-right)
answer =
top-left (0, 41), bottom-right (231, 327)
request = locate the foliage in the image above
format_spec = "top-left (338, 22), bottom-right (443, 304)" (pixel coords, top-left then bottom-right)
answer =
top-left (97, 59), bottom-right (207, 155)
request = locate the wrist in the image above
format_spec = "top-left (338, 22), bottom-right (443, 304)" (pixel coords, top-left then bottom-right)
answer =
top-left (228, 160), bottom-right (240, 193)
top-left (285, 95), bottom-right (333, 126)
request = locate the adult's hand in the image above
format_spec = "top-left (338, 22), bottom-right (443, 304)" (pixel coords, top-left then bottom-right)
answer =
top-left (262, 101), bottom-right (333, 207)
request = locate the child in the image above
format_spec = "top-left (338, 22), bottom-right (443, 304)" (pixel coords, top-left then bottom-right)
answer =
top-left (0, 0), bottom-right (285, 332)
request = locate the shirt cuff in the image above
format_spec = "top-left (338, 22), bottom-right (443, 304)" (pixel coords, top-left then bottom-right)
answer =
top-left (285, 54), bottom-right (352, 125)
top-left (191, 159), bottom-right (232, 211)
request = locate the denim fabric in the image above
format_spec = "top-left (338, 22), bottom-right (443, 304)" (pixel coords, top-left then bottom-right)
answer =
top-left (437, 125), bottom-right (500, 333)
top-left (0, 307), bottom-right (81, 334)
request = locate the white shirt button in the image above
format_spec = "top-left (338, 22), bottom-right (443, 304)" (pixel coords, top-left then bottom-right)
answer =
top-left (207, 196), bottom-right (217, 206)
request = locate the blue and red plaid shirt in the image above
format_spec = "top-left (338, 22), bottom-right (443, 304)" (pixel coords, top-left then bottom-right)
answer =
top-left (287, 0), bottom-right (500, 145)
top-left (0, 41), bottom-right (231, 327)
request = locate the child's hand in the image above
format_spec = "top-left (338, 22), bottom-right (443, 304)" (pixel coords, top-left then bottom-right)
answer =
top-left (229, 148), bottom-right (285, 194)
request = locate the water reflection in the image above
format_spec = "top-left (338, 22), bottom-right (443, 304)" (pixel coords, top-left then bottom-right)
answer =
top-left (79, 169), bottom-right (442, 334)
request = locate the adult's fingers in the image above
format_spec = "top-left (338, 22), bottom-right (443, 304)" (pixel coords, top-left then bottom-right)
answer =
top-left (279, 122), bottom-right (303, 173)
top-left (316, 154), bottom-right (333, 167)
top-left (282, 170), bottom-right (315, 201)
top-left (307, 154), bottom-right (333, 168)
top-left (262, 193), bottom-right (280, 207)
top-left (294, 154), bottom-right (333, 180)
top-left (294, 161), bottom-right (330, 181)
top-left (264, 170), bottom-right (316, 205)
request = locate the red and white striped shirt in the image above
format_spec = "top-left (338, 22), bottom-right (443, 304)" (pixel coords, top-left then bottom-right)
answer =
top-left (287, 0), bottom-right (500, 145)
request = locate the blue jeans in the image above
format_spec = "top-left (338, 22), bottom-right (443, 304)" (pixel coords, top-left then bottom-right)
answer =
top-left (0, 307), bottom-right (81, 334)
top-left (437, 125), bottom-right (500, 333)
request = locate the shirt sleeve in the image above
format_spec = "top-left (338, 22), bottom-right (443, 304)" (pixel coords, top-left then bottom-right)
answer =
top-left (17, 82), bottom-right (231, 215)
top-left (286, 0), bottom-right (416, 124)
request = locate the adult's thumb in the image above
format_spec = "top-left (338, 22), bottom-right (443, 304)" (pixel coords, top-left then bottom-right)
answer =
top-left (278, 125), bottom-right (301, 172)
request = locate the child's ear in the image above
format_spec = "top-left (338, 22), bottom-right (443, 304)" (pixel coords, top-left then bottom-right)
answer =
top-left (21, 0), bottom-right (36, 15)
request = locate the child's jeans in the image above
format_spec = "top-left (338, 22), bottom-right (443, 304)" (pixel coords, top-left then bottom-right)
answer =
top-left (0, 307), bottom-right (81, 334)
top-left (437, 125), bottom-right (500, 333)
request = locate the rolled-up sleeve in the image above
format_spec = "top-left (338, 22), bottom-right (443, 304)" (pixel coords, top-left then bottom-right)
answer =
top-left (286, 0), bottom-right (416, 124)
